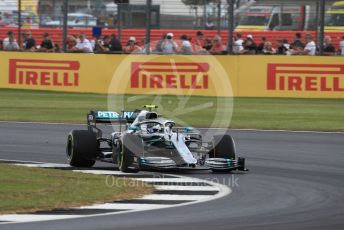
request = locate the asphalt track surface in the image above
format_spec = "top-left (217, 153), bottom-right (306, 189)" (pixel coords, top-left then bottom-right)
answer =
top-left (0, 122), bottom-right (343, 230)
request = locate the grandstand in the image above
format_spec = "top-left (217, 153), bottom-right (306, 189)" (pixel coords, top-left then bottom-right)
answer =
top-left (0, 28), bottom-right (342, 50)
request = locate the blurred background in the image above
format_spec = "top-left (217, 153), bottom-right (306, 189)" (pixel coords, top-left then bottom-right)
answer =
top-left (0, 0), bottom-right (342, 52)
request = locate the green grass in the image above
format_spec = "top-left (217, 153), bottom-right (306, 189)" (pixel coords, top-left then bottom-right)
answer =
top-left (231, 98), bottom-right (344, 131)
top-left (0, 88), bottom-right (343, 131)
top-left (0, 164), bottom-right (153, 214)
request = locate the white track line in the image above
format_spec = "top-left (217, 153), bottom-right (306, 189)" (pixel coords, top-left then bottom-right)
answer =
top-left (138, 194), bottom-right (213, 201)
top-left (73, 170), bottom-right (137, 175)
top-left (14, 163), bottom-right (71, 168)
top-left (1, 121), bottom-right (343, 134)
top-left (0, 215), bottom-right (81, 223)
top-left (80, 203), bottom-right (171, 210)
top-left (155, 185), bottom-right (219, 191)
top-left (0, 159), bottom-right (47, 164)
top-left (133, 178), bottom-right (212, 183)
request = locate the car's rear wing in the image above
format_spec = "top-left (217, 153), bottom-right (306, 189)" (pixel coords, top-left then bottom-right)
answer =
top-left (87, 110), bottom-right (138, 125)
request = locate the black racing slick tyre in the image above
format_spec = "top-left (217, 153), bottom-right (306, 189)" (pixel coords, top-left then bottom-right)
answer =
top-left (66, 130), bottom-right (97, 167)
top-left (118, 134), bottom-right (142, 173)
top-left (208, 133), bottom-right (236, 173)
top-left (209, 133), bottom-right (236, 160)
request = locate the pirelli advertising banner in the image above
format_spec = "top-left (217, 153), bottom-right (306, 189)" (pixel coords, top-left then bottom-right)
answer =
top-left (0, 52), bottom-right (343, 98)
top-left (237, 56), bottom-right (344, 98)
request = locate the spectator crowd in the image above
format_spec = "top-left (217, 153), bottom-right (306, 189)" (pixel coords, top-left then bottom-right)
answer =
top-left (1, 29), bottom-right (344, 56)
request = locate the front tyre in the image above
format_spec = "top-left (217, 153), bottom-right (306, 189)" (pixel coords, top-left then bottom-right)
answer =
top-left (209, 133), bottom-right (236, 173)
top-left (209, 133), bottom-right (236, 159)
top-left (118, 134), bottom-right (142, 173)
top-left (66, 130), bottom-right (97, 167)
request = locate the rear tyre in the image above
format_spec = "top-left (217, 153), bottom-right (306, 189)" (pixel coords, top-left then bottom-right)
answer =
top-left (208, 133), bottom-right (236, 173)
top-left (118, 134), bottom-right (142, 173)
top-left (66, 130), bottom-right (97, 167)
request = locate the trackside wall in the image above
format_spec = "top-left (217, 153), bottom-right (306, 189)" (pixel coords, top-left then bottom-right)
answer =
top-left (0, 52), bottom-right (343, 98)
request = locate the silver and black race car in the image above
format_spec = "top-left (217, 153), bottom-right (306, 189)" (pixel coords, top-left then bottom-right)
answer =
top-left (66, 105), bottom-right (248, 173)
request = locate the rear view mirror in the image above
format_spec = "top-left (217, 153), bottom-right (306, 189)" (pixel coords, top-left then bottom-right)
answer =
top-left (184, 127), bottom-right (194, 132)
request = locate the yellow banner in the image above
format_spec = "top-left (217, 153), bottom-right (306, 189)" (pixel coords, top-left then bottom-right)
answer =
top-left (236, 56), bottom-right (344, 98)
top-left (0, 52), bottom-right (343, 98)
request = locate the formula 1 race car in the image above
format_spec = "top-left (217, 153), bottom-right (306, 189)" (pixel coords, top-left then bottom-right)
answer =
top-left (66, 105), bottom-right (248, 173)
